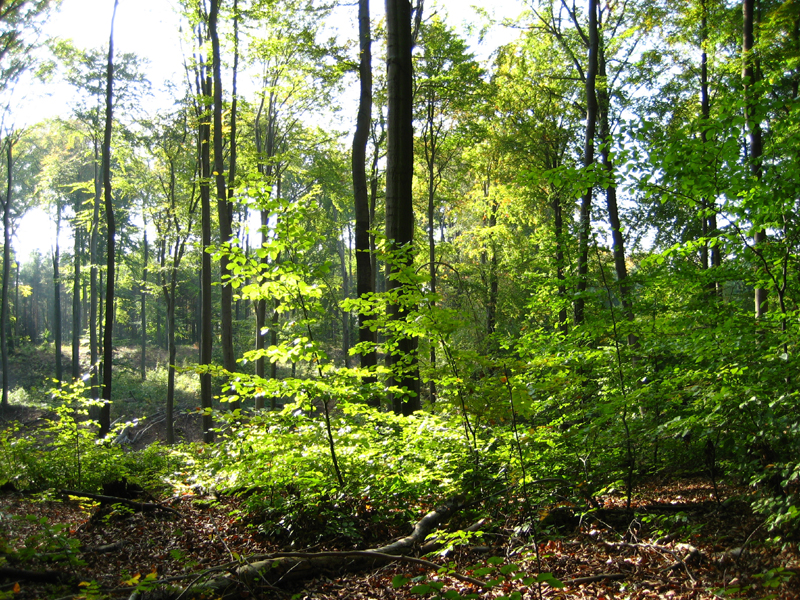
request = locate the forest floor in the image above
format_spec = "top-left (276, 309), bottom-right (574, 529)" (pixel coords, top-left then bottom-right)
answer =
top-left (2, 477), bottom-right (800, 599)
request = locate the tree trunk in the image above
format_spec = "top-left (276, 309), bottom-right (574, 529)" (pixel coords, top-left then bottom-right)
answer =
top-left (254, 82), bottom-right (278, 410)
top-left (98, 0), bottom-right (119, 439)
top-left (72, 223), bottom-right (81, 379)
top-left (53, 201), bottom-right (62, 384)
top-left (338, 222), bottom-right (351, 368)
top-left (90, 140), bottom-right (101, 402)
top-left (385, 0), bottom-right (419, 415)
top-left (352, 0), bottom-right (378, 404)
top-left (140, 224), bottom-right (147, 380)
top-left (597, 32), bottom-right (635, 345)
top-left (743, 0), bottom-right (766, 319)
top-left (209, 0), bottom-right (237, 403)
top-left (575, 0), bottom-right (598, 327)
top-left (1, 139), bottom-right (12, 410)
top-left (552, 190), bottom-right (568, 335)
top-left (699, 0), bottom-right (721, 297)
top-left (199, 46), bottom-right (215, 443)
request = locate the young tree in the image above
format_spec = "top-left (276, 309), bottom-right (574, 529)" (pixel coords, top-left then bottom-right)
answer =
top-left (413, 16), bottom-right (483, 399)
top-left (98, 0), bottom-right (120, 439)
top-left (148, 108), bottom-right (199, 444)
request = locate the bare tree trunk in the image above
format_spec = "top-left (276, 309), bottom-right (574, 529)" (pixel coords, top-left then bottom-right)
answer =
top-left (743, 0), bottom-right (766, 319)
top-left (385, 0), bottom-right (419, 415)
top-left (199, 53), bottom-right (215, 442)
top-left (597, 32), bottom-right (635, 345)
top-left (1, 139), bottom-right (13, 410)
top-left (90, 140), bottom-right (100, 401)
top-left (53, 200), bottom-right (62, 384)
top-left (72, 223), bottom-right (81, 379)
top-left (352, 0), bottom-right (378, 404)
top-left (98, 0), bottom-right (119, 439)
top-left (575, 0), bottom-right (598, 327)
top-left (209, 0), bottom-right (237, 405)
top-left (140, 224), bottom-right (147, 380)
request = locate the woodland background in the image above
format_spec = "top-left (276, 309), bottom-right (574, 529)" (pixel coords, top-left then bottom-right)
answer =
top-left (1, 0), bottom-right (800, 598)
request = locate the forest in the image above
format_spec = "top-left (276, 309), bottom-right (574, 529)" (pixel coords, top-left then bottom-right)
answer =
top-left (1, 0), bottom-right (800, 598)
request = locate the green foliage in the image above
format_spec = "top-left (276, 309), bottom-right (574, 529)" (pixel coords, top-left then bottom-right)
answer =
top-left (9, 514), bottom-right (84, 568)
top-left (391, 555), bottom-right (562, 600)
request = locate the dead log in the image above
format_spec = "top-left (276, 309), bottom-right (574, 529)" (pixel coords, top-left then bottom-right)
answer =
top-left (59, 489), bottom-right (179, 517)
top-left (0, 566), bottom-right (71, 584)
top-left (146, 496), bottom-right (471, 599)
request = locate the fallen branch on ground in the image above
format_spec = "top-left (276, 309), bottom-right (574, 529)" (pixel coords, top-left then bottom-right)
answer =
top-left (59, 490), bottom-right (180, 517)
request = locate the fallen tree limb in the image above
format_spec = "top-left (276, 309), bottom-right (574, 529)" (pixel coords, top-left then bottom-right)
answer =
top-left (141, 496), bottom-right (475, 599)
top-left (562, 572), bottom-right (626, 585)
top-left (59, 490), bottom-right (180, 517)
top-left (0, 566), bottom-right (71, 584)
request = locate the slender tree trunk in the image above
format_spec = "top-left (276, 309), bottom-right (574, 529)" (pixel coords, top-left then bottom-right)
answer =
top-left (254, 82), bottom-right (278, 410)
top-left (90, 141), bottom-right (101, 401)
top-left (1, 139), bottom-right (12, 410)
top-left (743, 0), bottom-right (766, 319)
top-left (98, 0), bottom-right (119, 439)
top-left (575, 0), bottom-right (598, 327)
top-left (597, 35), bottom-right (635, 345)
top-left (338, 221), bottom-right (351, 369)
top-left (199, 60), bottom-right (214, 442)
top-left (72, 224), bottom-right (81, 379)
top-left (385, 0), bottom-right (419, 415)
top-left (140, 224), bottom-right (148, 380)
top-left (53, 201), bottom-right (63, 384)
top-left (352, 0), bottom-right (378, 404)
top-left (486, 184), bottom-right (499, 336)
top-left (699, 1), bottom-right (721, 295)
top-left (552, 191), bottom-right (568, 335)
top-left (268, 174), bottom-right (281, 410)
top-left (209, 0), bottom-right (237, 401)
top-left (13, 260), bottom-right (19, 352)
top-left (426, 140), bottom-right (437, 403)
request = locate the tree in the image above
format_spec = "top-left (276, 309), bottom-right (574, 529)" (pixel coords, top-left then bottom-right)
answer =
top-left (98, 0), bottom-right (120, 439)
top-left (743, 0), bottom-right (766, 320)
top-left (244, 0), bottom-right (340, 409)
top-left (147, 107), bottom-right (199, 444)
top-left (352, 0), bottom-right (377, 401)
top-left (0, 134), bottom-right (16, 409)
top-left (384, 0), bottom-right (420, 415)
top-left (51, 39), bottom-right (147, 403)
top-left (209, 0), bottom-right (238, 398)
top-left (413, 16), bottom-right (483, 400)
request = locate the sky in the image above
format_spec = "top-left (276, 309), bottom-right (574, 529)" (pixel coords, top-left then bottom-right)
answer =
top-left (13, 0), bottom-right (525, 260)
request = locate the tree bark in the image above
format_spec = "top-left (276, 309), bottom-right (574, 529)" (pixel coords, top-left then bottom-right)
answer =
top-left (700, 0), bottom-right (721, 297)
top-left (98, 0), bottom-right (119, 439)
top-left (385, 0), bottom-right (419, 415)
top-left (597, 31), bottom-right (635, 345)
top-left (352, 0), bottom-right (378, 403)
top-left (140, 223), bottom-right (147, 380)
top-left (71, 220), bottom-right (81, 379)
top-left (743, 0), bottom-right (766, 319)
top-left (53, 199), bottom-right (62, 384)
top-left (209, 0), bottom-right (237, 404)
top-left (89, 139), bottom-right (101, 402)
top-left (575, 0), bottom-right (598, 327)
top-left (1, 139), bottom-right (12, 410)
top-left (198, 31), bottom-right (215, 443)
